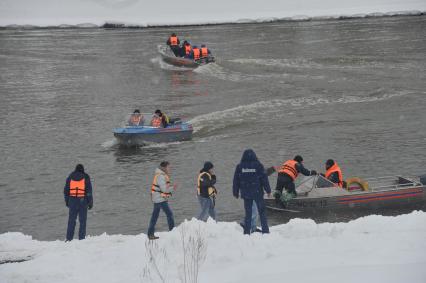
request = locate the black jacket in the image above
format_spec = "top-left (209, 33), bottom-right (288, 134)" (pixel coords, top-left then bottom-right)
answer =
top-left (64, 171), bottom-right (93, 206)
top-left (233, 149), bottom-right (271, 199)
top-left (327, 172), bottom-right (340, 184)
top-left (198, 170), bottom-right (216, 198)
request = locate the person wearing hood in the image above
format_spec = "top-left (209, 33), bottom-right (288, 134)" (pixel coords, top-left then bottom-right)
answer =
top-left (64, 164), bottom-right (93, 241)
top-left (276, 155), bottom-right (317, 197)
top-left (233, 149), bottom-right (271, 234)
top-left (147, 161), bottom-right (176, 240)
top-left (197, 161), bottom-right (217, 221)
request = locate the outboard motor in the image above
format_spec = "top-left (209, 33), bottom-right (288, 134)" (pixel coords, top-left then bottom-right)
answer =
top-left (420, 175), bottom-right (426, 185)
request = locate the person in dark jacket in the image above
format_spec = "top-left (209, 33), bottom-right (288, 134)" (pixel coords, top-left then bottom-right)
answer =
top-left (64, 164), bottom-right (93, 241)
top-left (197, 161), bottom-right (217, 221)
top-left (166, 33), bottom-right (181, 57)
top-left (180, 40), bottom-right (192, 58)
top-left (189, 45), bottom-right (201, 60)
top-left (233, 149), bottom-right (271, 234)
top-left (275, 155), bottom-right (317, 197)
top-left (200, 44), bottom-right (212, 58)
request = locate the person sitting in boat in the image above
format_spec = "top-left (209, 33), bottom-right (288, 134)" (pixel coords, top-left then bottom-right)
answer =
top-left (200, 44), bottom-right (212, 59)
top-left (275, 155), bottom-right (317, 197)
top-left (166, 33), bottom-right (181, 57)
top-left (181, 41), bottom-right (192, 58)
top-left (189, 45), bottom-right (201, 61)
top-left (322, 159), bottom-right (344, 188)
top-left (150, 110), bottom-right (170, 128)
top-left (127, 109), bottom-right (144, 126)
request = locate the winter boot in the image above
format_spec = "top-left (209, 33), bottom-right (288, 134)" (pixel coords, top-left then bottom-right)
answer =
top-left (148, 234), bottom-right (159, 240)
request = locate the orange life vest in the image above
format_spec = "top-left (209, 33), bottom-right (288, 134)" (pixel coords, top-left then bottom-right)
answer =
top-left (151, 173), bottom-right (172, 198)
top-left (151, 116), bottom-right (162, 127)
top-left (325, 163), bottom-right (343, 187)
top-left (201, 47), bottom-right (208, 58)
top-left (130, 114), bottom-right (142, 125)
top-left (193, 48), bottom-right (200, 60)
top-left (69, 178), bottom-right (85, 197)
top-left (279, 160), bottom-right (299, 181)
top-left (184, 45), bottom-right (192, 55)
top-left (169, 36), bottom-right (178, 46)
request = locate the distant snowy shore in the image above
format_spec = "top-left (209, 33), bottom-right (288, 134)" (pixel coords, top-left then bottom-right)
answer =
top-left (0, 11), bottom-right (426, 29)
top-left (1, 0), bottom-right (426, 28)
top-left (1, 211), bottom-right (426, 283)
top-left (1, 10), bottom-right (425, 29)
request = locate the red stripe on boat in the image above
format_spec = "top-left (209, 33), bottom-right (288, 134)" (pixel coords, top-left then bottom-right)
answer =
top-left (338, 188), bottom-right (423, 204)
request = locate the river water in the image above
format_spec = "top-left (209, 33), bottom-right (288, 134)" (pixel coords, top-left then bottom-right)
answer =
top-left (1, 16), bottom-right (425, 240)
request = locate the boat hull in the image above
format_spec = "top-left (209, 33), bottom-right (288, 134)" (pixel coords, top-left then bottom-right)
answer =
top-left (113, 124), bottom-right (193, 146)
top-left (265, 185), bottom-right (426, 223)
top-left (159, 46), bottom-right (215, 69)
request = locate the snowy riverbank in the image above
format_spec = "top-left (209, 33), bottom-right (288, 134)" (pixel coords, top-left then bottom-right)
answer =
top-left (1, 211), bottom-right (426, 283)
top-left (1, 0), bottom-right (425, 27)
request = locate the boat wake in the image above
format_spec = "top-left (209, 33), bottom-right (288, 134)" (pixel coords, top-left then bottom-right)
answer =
top-left (101, 139), bottom-right (118, 149)
top-left (189, 91), bottom-right (414, 134)
top-left (151, 57), bottom-right (194, 71)
top-left (194, 63), bottom-right (259, 82)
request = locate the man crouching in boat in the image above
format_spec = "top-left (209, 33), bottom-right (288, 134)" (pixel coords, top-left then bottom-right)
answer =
top-left (275, 155), bottom-right (317, 198)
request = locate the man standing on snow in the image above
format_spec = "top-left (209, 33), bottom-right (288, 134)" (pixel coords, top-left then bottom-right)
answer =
top-left (64, 164), bottom-right (93, 241)
top-left (147, 161), bottom-right (176, 240)
top-left (233, 149), bottom-right (271, 234)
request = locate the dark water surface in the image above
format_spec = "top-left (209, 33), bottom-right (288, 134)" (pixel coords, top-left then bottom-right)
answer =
top-left (1, 16), bottom-right (425, 240)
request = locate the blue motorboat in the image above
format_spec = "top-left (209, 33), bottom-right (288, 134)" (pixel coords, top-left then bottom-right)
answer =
top-left (113, 115), bottom-right (193, 146)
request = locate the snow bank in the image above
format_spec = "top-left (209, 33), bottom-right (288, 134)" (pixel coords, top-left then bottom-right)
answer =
top-left (1, 211), bottom-right (426, 283)
top-left (0, 0), bottom-right (425, 27)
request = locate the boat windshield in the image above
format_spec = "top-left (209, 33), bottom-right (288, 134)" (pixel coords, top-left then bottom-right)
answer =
top-left (295, 175), bottom-right (337, 194)
top-left (125, 113), bottom-right (152, 127)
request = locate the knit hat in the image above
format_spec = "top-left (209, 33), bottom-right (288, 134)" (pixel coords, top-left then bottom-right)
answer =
top-left (203, 161), bottom-right (214, 171)
top-left (294, 155), bottom-right (303, 163)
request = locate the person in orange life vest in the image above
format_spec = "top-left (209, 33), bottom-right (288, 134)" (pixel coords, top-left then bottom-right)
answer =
top-left (166, 33), bottom-right (181, 57)
top-left (127, 109), bottom-right (144, 126)
top-left (189, 45), bottom-right (201, 61)
top-left (181, 41), bottom-right (192, 58)
top-left (157, 109), bottom-right (170, 127)
top-left (150, 112), bottom-right (163, 127)
top-left (275, 155), bottom-right (317, 197)
top-left (64, 164), bottom-right (93, 241)
top-left (322, 159), bottom-right (344, 187)
top-left (147, 161), bottom-right (177, 240)
top-left (200, 44), bottom-right (211, 58)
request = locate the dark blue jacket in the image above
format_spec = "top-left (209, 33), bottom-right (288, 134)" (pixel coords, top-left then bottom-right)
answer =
top-left (64, 171), bottom-right (93, 206)
top-left (233, 149), bottom-right (271, 199)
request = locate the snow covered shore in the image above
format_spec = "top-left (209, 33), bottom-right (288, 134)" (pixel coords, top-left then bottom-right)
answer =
top-left (0, 0), bottom-right (425, 27)
top-left (1, 211), bottom-right (426, 283)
